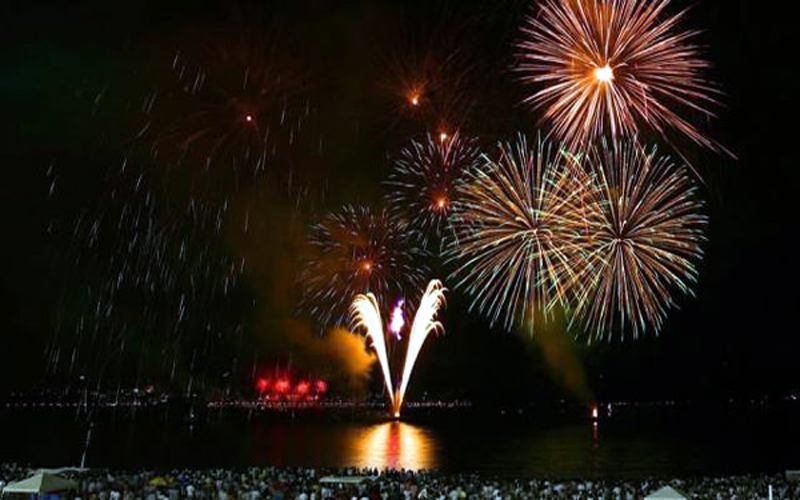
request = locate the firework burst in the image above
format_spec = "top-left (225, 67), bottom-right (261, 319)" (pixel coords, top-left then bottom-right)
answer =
top-left (376, 3), bottom-right (480, 137)
top-left (570, 140), bottom-right (707, 341)
top-left (515, 0), bottom-right (727, 155)
top-left (385, 132), bottom-right (482, 251)
top-left (448, 135), bottom-right (591, 332)
top-left (141, 33), bottom-right (314, 187)
top-left (299, 205), bottom-right (430, 329)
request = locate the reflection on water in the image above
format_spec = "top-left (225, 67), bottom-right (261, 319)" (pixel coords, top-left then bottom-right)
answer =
top-left (2, 407), bottom-right (799, 477)
top-left (352, 422), bottom-right (437, 470)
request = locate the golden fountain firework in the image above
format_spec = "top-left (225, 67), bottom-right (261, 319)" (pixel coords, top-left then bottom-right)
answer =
top-left (350, 280), bottom-right (446, 418)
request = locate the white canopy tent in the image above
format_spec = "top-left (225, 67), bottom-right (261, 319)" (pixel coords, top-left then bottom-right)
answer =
top-left (1, 473), bottom-right (78, 497)
top-left (319, 476), bottom-right (377, 485)
top-left (645, 486), bottom-right (688, 500)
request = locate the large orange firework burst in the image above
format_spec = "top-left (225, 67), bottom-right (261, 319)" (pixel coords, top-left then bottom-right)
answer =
top-left (515, 0), bottom-right (726, 155)
top-left (570, 141), bottom-right (707, 341)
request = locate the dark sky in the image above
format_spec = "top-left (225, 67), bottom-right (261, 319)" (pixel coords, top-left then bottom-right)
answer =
top-left (0, 0), bottom-right (797, 404)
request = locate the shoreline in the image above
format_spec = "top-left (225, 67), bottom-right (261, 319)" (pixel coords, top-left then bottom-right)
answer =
top-left (1, 406), bottom-right (799, 480)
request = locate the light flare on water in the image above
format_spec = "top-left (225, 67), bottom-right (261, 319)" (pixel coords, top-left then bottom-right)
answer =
top-left (354, 422), bottom-right (436, 470)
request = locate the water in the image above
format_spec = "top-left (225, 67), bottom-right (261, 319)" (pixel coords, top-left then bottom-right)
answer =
top-left (1, 404), bottom-right (798, 478)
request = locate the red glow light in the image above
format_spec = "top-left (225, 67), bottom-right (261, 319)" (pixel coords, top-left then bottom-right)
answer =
top-left (275, 379), bottom-right (290, 393)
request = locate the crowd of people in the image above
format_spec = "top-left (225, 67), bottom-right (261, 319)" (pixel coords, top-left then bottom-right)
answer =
top-left (2, 463), bottom-right (798, 500)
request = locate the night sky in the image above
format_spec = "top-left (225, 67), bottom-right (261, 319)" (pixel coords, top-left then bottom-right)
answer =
top-left (0, 0), bottom-right (798, 404)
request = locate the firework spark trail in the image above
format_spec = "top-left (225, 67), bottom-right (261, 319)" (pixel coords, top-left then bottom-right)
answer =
top-left (397, 280), bottom-right (446, 416)
top-left (386, 132), bottom-right (482, 251)
top-left (448, 135), bottom-right (592, 333)
top-left (350, 293), bottom-right (395, 403)
top-left (515, 0), bottom-right (728, 157)
top-left (47, 159), bottom-right (249, 386)
top-left (570, 140), bottom-right (707, 340)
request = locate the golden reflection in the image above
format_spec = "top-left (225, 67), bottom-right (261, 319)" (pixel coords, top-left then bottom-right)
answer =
top-left (353, 421), bottom-right (437, 470)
